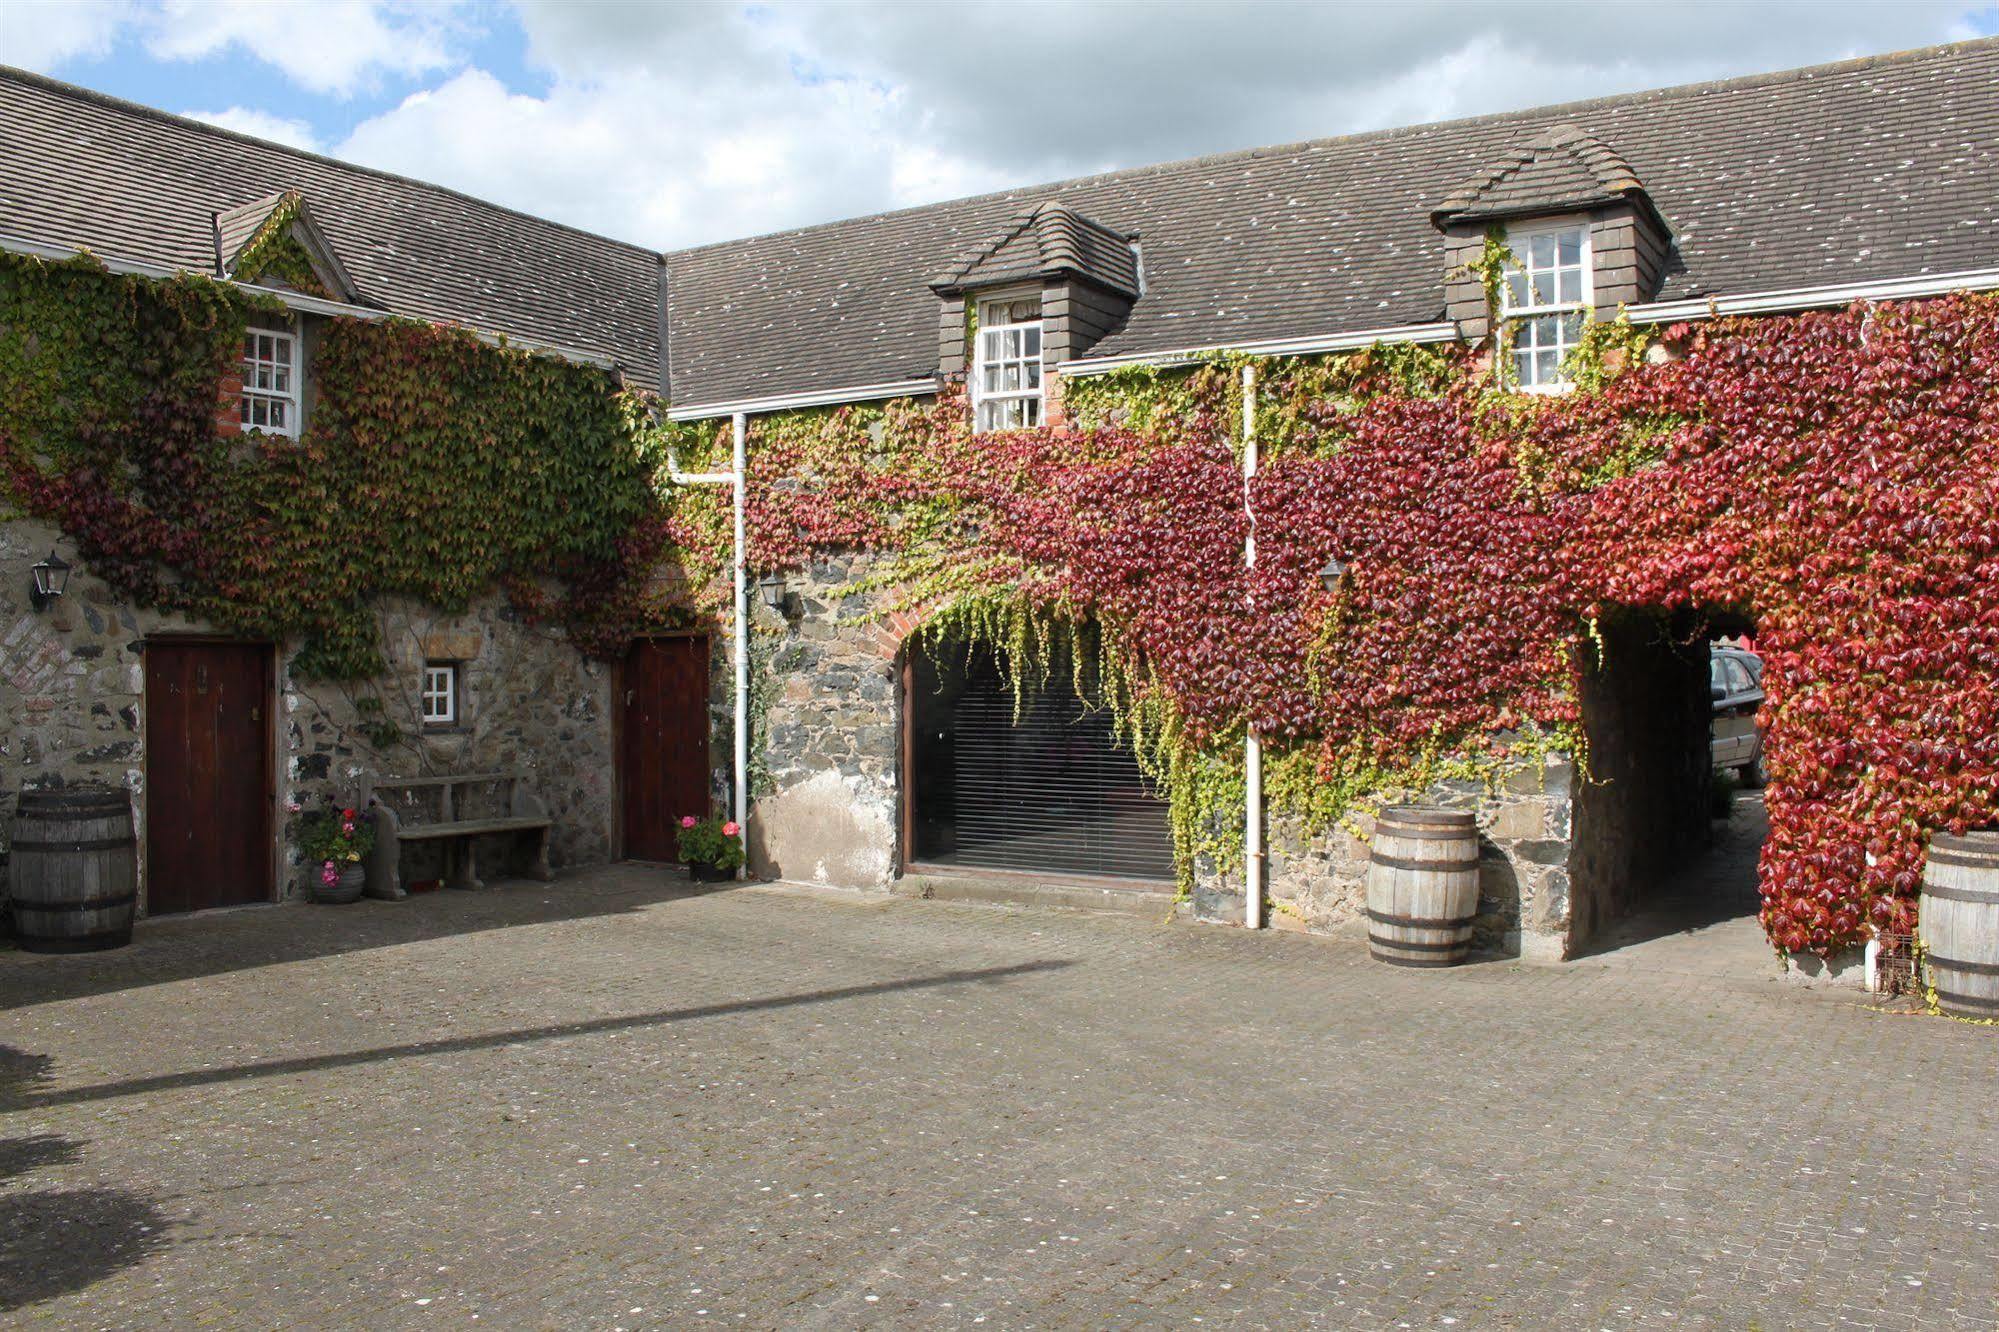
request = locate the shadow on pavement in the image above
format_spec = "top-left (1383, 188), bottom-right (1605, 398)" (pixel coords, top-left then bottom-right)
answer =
top-left (11, 959), bottom-right (1075, 1112)
top-left (0, 1045), bottom-right (170, 1313)
top-left (0, 865), bottom-right (736, 1011)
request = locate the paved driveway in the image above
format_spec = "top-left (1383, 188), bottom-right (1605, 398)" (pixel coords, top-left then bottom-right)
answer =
top-left (1, 866), bottom-right (1992, 1330)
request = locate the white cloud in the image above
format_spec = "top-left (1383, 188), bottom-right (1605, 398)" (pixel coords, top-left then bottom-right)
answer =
top-left (145, 0), bottom-right (462, 96)
top-left (324, 0), bottom-right (1981, 249)
top-left (185, 105), bottom-right (323, 152)
top-left (0, 0), bottom-right (138, 70)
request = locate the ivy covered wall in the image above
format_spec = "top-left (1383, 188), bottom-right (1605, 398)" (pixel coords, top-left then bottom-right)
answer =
top-left (4, 247), bottom-right (1996, 958)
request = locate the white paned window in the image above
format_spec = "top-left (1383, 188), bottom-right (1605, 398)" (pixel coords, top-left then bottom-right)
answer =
top-left (239, 327), bottom-right (300, 435)
top-left (421, 662), bottom-right (458, 725)
top-left (974, 295), bottom-right (1044, 431)
top-left (1500, 224), bottom-right (1591, 392)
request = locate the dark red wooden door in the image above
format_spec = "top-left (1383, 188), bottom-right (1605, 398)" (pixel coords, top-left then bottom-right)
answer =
top-left (621, 637), bottom-right (712, 861)
top-left (144, 641), bottom-right (273, 914)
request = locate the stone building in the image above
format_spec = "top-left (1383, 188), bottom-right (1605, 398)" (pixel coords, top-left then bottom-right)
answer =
top-left (3, 40), bottom-right (1996, 956)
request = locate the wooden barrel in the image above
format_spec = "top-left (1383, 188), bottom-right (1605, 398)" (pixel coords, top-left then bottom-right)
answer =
top-left (1921, 830), bottom-right (1999, 1019)
top-left (7, 787), bottom-right (137, 954)
top-left (1365, 805), bottom-right (1481, 967)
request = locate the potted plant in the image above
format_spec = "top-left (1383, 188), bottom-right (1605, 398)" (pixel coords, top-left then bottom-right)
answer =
top-left (676, 815), bottom-right (745, 882)
top-left (298, 804), bottom-right (376, 904)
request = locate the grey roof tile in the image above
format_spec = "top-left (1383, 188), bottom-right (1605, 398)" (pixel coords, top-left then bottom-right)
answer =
top-left (0, 68), bottom-right (663, 389)
top-left (664, 40), bottom-right (1999, 405)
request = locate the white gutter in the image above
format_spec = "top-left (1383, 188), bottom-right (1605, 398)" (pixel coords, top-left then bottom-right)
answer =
top-left (667, 378), bottom-right (935, 422)
top-left (1241, 364), bottom-right (1264, 932)
top-left (1064, 322), bottom-right (1460, 377)
top-left (0, 234), bottom-right (622, 371)
top-left (1623, 267), bottom-right (1999, 322)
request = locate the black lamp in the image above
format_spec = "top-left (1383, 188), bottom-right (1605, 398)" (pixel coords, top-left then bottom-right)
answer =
top-left (1318, 554), bottom-right (1347, 594)
top-left (29, 549), bottom-right (71, 611)
top-left (756, 571), bottom-right (787, 615)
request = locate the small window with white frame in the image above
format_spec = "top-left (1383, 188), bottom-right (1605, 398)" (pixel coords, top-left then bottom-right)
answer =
top-left (420, 661), bottom-right (458, 726)
top-left (1500, 223), bottom-right (1591, 391)
top-left (239, 326), bottom-right (301, 435)
top-left (973, 294), bottom-right (1044, 431)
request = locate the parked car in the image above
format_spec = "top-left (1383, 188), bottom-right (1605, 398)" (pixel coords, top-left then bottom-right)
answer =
top-left (1710, 645), bottom-right (1766, 786)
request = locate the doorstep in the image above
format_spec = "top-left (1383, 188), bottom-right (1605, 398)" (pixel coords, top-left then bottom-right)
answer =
top-left (894, 867), bottom-right (1178, 920)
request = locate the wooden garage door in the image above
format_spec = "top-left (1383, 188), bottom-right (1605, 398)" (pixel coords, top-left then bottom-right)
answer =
top-left (144, 640), bottom-right (273, 914)
top-left (620, 637), bottom-right (712, 861)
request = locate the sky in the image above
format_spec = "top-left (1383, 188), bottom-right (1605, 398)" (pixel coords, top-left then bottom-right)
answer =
top-left (3, 1), bottom-right (1996, 251)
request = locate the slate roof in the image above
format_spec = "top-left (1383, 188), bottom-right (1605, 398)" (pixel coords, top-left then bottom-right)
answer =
top-left (0, 68), bottom-right (664, 390)
top-left (4, 42), bottom-right (1996, 412)
top-left (1432, 124), bottom-right (1651, 225)
top-left (663, 39), bottom-right (1999, 407)
top-left (932, 204), bottom-right (1141, 298)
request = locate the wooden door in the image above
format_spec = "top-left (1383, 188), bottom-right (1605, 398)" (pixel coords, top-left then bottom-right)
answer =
top-left (621, 637), bottom-right (712, 861)
top-left (144, 640), bottom-right (273, 914)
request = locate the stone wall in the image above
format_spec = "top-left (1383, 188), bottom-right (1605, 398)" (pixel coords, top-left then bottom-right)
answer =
top-left (1195, 754), bottom-right (1577, 961)
top-left (747, 553), bottom-right (905, 890)
top-left (2, 517), bottom-right (619, 913)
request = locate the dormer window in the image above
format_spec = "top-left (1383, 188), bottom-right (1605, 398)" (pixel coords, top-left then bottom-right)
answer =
top-left (1500, 222), bottom-right (1591, 391)
top-left (973, 293), bottom-right (1044, 430)
top-left (239, 326), bottom-right (300, 435)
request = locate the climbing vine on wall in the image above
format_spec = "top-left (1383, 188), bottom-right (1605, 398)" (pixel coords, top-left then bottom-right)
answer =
top-left (6, 247), bottom-right (1996, 956)
top-left (724, 292), bottom-right (1999, 957)
top-left (0, 250), bottom-right (695, 679)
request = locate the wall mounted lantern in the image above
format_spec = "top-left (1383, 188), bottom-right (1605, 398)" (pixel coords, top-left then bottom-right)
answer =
top-left (1318, 555), bottom-right (1348, 595)
top-left (29, 549), bottom-right (71, 611)
top-left (756, 572), bottom-right (791, 617)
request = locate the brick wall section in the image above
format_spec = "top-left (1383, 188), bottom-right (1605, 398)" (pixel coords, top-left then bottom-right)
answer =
top-left (213, 369), bottom-right (244, 436)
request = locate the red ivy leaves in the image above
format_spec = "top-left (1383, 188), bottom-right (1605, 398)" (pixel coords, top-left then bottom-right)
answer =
top-left (745, 294), bottom-right (1999, 956)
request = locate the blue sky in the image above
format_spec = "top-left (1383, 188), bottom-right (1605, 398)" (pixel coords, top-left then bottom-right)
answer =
top-left (5, 1), bottom-right (1995, 249)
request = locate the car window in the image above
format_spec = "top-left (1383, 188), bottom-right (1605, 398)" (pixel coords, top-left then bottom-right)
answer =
top-left (1724, 660), bottom-right (1753, 693)
top-left (1710, 658), bottom-right (1727, 691)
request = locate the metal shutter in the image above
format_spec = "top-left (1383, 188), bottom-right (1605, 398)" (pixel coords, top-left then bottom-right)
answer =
top-left (909, 646), bottom-right (1174, 882)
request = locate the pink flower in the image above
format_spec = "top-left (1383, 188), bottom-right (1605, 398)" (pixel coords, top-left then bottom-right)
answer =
top-left (721, 821), bottom-right (740, 838)
top-left (680, 815), bottom-right (698, 829)
top-left (342, 821), bottom-right (356, 835)
top-left (285, 799), bottom-right (302, 813)
top-left (320, 861), bottom-right (339, 886)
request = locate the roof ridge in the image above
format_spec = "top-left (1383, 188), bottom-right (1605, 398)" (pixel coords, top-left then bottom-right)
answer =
top-left (0, 63), bottom-right (666, 263)
top-left (664, 37), bottom-right (1997, 261)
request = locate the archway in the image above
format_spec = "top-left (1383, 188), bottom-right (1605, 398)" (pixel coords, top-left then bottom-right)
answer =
top-left (1568, 608), bottom-right (1768, 960)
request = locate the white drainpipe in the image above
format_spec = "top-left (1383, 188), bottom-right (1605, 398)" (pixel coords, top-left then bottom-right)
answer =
top-left (731, 413), bottom-right (750, 856)
top-left (665, 412), bottom-right (751, 878)
top-left (1242, 365), bottom-right (1264, 930)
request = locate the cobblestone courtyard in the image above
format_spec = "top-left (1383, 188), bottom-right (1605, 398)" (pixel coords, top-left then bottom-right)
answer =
top-left (2, 857), bottom-right (1994, 1330)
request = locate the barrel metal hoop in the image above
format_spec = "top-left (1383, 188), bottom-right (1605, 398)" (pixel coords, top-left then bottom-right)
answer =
top-left (1921, 883), bottom-right (1999, 905)
top-left (1368, 931), bottom-right (1466, 953)
top-left (1367, 949), bottom-right (1459, 968)
top-left (11, 836), bottom-right (138, 852)
top-left (1927, 850), bottom-right (1999, 870)
top-left (1369, 854), bottom-right (1480, 874)
top-left (1932, 988), bottom-right (1999, 1013)
top-left (1928, 954), bottom-right (1999, 977)
top-left (14, 890), bottom-right (138, 913)
top-left (1367, 907), bottom-right (1474, 930)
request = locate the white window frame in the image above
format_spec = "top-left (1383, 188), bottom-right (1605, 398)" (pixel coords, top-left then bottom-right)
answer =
top-left (420, 662), bottom-right (458, 726)
top-left (239, 324), bottom-right (302, 437)
top-left (1499, 221), bottom-right (1593, 393)
top-left (972, 290), bottom-right (1045, 431)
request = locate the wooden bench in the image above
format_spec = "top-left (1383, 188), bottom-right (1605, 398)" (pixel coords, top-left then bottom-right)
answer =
top-left (365, 771), bottom-right (553, 896)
